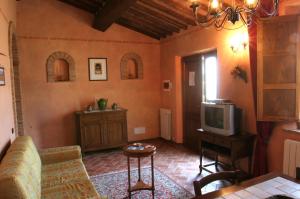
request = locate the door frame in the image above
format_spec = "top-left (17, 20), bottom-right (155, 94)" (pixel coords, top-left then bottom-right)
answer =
top-left (181, 53), bottom-right (202, 149)
top-left (181, 50), bottom-right (218, 147)
top-left (9, 22), bottom-right (24, 136)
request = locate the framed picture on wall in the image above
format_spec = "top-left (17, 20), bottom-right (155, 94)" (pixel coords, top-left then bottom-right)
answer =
top-left (88, 58), bottom-right (108, 81)
top-left (0, 67), bottom-right (5, 86)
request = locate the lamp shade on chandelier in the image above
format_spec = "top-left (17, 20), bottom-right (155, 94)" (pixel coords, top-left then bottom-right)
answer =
top-left (190, 0), bottom-right (279, 30)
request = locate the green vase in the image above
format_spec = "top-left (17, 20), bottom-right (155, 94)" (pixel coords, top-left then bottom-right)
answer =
top-left (97, 98), bottom-right (108, 110)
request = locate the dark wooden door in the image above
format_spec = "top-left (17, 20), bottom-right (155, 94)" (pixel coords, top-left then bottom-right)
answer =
top-left (182, 54), bottom-right (202, 152)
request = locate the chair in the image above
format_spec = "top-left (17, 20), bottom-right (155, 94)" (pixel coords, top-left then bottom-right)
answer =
top-left (193, 170), bottom-right (241, 196)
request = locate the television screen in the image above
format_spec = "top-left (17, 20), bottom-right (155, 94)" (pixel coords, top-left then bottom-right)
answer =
top-left (205, 107), bottom-right (224, 129)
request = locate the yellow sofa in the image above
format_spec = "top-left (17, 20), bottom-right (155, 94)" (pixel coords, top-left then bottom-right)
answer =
top-left (0, 136), bottom-right (100, 199)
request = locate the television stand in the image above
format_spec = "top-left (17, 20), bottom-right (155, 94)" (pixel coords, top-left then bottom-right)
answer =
top-left (196, 129), bottom-right (255, 175)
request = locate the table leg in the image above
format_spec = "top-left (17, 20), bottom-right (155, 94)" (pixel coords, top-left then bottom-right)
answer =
top-left (127, 156), bottom-right (131, 199)
top-left (151, 155), bottom-right (155, 199)
top-left (215, 154), bottom-right (218, 171)
top-left (138, 157), bottom-right (141, 182)
top-left (199, 149), bottom-right (203, 174)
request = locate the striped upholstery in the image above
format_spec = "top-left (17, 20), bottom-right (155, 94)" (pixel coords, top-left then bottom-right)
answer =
top-left (0, 136), bottom-right (100, 199)
top-left (42, 159), bottom-right (89, 188)
top-left (39, 145), bottom-right (81, 165)
top-left (0, 136), bottom-right (42, 199)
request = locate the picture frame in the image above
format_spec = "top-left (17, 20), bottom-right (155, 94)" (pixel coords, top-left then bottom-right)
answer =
top-left (0, 67), bottom-right (5, 86)
top-left (88, 58), bottom-right (108, 81)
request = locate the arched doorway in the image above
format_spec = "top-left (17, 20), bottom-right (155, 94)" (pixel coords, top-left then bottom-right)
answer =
top-left (9, 22), bottom-right (24, 136)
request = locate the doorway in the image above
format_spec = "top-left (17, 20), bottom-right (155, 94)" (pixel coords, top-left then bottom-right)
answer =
top-left (182, 50), bottom-right (218, 151)
top-left (9, 22), bottom-right (24, 136)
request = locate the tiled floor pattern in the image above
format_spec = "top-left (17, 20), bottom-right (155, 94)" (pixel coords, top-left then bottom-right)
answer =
top-left (83, 139), bottom-right (225, 196)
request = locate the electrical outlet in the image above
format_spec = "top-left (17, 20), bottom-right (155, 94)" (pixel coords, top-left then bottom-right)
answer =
top-left (134, 127), bottom-right (146, 135)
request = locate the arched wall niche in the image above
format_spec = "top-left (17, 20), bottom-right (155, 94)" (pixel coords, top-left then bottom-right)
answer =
top-left (120, 52), bottom-right (143, 80)
top-left (46, 51), bottom-right (75, 82)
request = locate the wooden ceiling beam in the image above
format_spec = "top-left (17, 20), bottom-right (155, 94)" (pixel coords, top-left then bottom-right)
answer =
top-left (122, 12), bottom-right (173, 36)
top-left (59, 0), bottom-right (97, 13)
top-left (132, 3), bottom-right (188, 30)
top-left (138, 0), bottom-right (195, 25)
top-left (128, 8), bottom-right (180, 33)
top-left (156, 0), bottom-right (199, 17)
top-left (93, 0), bottom-right (138, 31)
top-left (116, 18), bottom-right (162, 40)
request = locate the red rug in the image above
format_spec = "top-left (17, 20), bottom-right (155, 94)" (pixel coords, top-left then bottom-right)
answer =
top-left (90, 167), bottom-right (194, 199)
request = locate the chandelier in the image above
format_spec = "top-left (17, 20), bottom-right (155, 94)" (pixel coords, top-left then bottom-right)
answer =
top-left (190, 0), bottom-right (279, 30)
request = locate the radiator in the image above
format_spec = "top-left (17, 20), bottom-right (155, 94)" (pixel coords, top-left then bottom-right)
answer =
top-left (160, 108), bottom-right (172, 140)
top-left (283, 139), bottom-right (300, 178)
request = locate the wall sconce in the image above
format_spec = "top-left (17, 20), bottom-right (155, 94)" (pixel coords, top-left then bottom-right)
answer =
top-left (229, 31), bottom-right (249, 53)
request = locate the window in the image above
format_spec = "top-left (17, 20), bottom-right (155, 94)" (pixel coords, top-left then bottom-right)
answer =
top-left (202, 51), bottom-right (218, 101)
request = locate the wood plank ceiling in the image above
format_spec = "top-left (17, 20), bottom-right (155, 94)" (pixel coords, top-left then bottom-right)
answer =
top-left (59, 0), bottom-right (208, 40)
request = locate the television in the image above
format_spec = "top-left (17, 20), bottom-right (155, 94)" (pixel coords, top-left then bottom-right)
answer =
top-left (201, 102), bottom-right (242, 136)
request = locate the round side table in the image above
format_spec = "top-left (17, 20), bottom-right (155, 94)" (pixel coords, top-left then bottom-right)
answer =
top-left (123, 143), bottom-right (156, 199)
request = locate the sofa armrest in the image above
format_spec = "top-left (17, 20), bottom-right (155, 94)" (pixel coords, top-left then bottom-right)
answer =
top-left (39, 145), bottom-right (82, 165)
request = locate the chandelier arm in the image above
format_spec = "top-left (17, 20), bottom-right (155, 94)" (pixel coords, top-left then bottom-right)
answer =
top-left (197, 19), bottom-right (218, 28)
top-left (190, 0), bottom-right (278, 30)
top-left (193, 5), bottom-right (221, 26)
top-left (214, 12), bottom-right (230, 29)
top-left (239, 12), bottom-right (250, 26)
top-left (196, 15), bottom-right (219, 25)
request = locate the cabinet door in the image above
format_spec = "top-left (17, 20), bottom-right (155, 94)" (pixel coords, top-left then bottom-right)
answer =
top-left (105, 118), bottom-right (127, 146)
top-left (81, 121), bottom-right (105, 151)
top-left (257, 15), bottom-right (300, 121)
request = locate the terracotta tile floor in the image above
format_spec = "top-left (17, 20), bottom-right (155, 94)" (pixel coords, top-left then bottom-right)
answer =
top-left (83, 138), bottom-right (222, 195)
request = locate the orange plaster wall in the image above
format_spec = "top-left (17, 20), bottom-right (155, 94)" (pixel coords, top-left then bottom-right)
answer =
top-left (160, 26), bottom-right (257, 143)
top-left (0, 0), bottom-right (16, 154)
top-left (17, 0), bottom-right (161, 148)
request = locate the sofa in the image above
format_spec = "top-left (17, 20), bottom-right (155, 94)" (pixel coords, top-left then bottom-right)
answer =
top-left (0, 136), bottom-right (101, 199)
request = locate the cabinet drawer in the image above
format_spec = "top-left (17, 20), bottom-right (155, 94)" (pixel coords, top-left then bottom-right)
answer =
top-left (201, 133), bottom-right (214, 143)
top-left (81, 114), bottom-right (105, 123)
top-left (214, 137), bottom-right (231, 148)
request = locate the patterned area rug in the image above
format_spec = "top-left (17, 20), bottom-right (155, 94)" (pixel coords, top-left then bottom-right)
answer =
top-left (90, 167), bottom-right (194, 199)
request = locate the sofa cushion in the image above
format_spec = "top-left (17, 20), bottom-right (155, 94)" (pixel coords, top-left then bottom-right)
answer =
top-left (42, 179), bottom-right (100, 199)
top-left (42, 159), bottom-right (89, 189)
top-left (0, 137), bottom-right (42, 199)
top-left (39, 145), bottom-right (81, 165)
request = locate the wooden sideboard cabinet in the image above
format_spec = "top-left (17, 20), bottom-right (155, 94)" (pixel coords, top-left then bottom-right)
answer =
top-left (75, 109), bottom-right (128, 153)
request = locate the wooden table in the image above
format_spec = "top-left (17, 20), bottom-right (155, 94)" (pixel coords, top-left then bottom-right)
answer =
top-left (195, 173), bottom-right (300, 199)
top-left (197, 129), bottom-right (255, 175)
top-left (123, 143), bottom-right (156, 199)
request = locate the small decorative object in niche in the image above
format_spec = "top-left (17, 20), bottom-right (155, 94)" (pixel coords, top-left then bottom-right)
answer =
top-left (89, 58), bottom-right (107, 81)
top-left (231, 65), bottom-right (248, 83)
top-left (46, 51), bottom-right (75, 82)
top-left (163, 80), bottom-right (172, 91)
top-left (0, 67), bottom-right (5, 86)
top-left (120, 52), bottom-right (143, 80)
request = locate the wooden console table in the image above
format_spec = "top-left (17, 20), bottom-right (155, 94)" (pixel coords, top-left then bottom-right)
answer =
top-left (123, 143), bottom-right (156, 199)
top-left (197, 129), bottom-right (255, 175)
